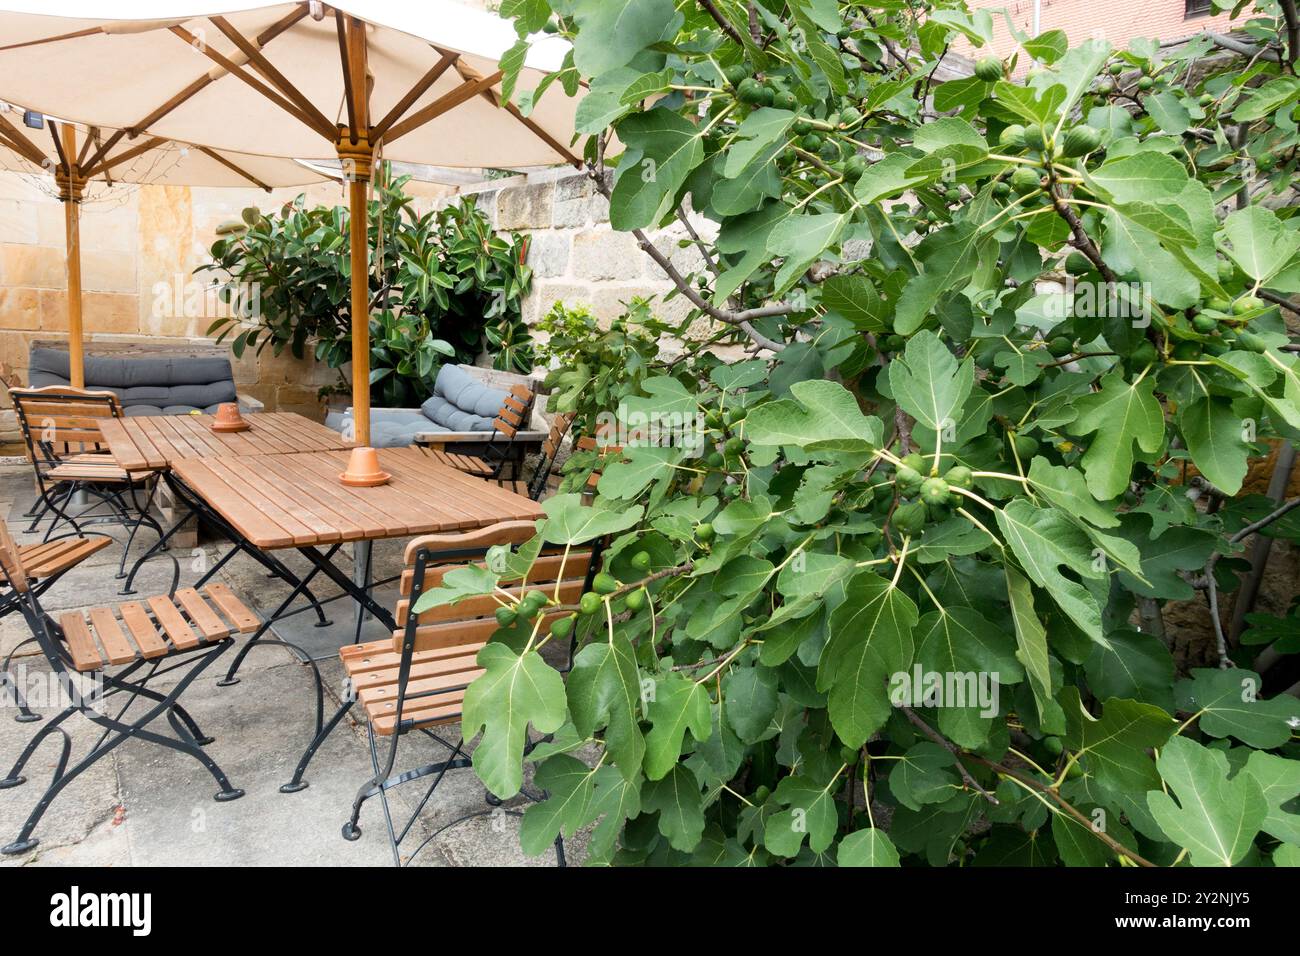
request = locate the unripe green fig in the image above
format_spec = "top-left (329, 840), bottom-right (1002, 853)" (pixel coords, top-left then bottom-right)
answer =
top-left (1022, 125), bottom-right (1048, 152)
top-left (495, 607), bottom-right (518, 627)
top-left (1172, 340), bottom-right (1202, 361)
top-left (631, 550), bottom-right (651, 571)
top-left (593, 572), bottom-right (619, 594)
top-left (1061, 124), bottom-right (1102, 157)
top-left (736, 78), bottom-right (765, 104)
top-left (920, 476), bottom-right (951, 507)
top-left (892, 501), bottom-right (927, 534)
top-left (1192, 313), bottom-right (1219, 334)
top-left (999, 124), bottom-right (1026, 149)
top-left (1233, 295), bottom-right (1263, 315)
top-left (1137, 76), bottom-right (1155, 91)
top-left (579, 592), bottom-right (603, 616)
top-left (1043, 735), bottom-right (1064, 756)
top-left (1011, 434), bottom-right (1039, 459)
top-left (1010, 166), bottom-right (1042, 194)
top-left (901, 453), bottom-right (925, 473)
top-left (895, 464), bottom-right (923, 495)
top-left (1095, 78), bottom-right (1115, 95)
top-left (1108, 63), bottom-right (1123, 76)
top-left (944, 465), bottom-right (973, 489)
top-left (625, 588), bottom-right (647, 612)
top-left (1047, 335), bottom-right (1074, 356)
top-left (695, 522), bottom-right (715, 542)
top-left (975, 56), bottom-right (1004, 82)
top-left (550, 615), bottom-right (575, 639)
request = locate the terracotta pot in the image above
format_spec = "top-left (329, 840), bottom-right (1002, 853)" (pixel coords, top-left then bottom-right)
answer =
top-left (339, 446), bottom-right (391, 487)
top-left (211, 402), bottom-right (250, 433)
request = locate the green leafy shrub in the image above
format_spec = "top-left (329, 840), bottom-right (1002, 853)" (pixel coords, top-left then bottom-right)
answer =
top-left (419, 0), bottom-right (1300, 867)
top-left (199, 167), bottom-right (534, 406)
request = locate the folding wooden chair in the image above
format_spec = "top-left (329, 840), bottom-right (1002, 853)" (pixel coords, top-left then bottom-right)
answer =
top-left (491, 412), bottom-right (574, 501)
top-left (281, 519), bottom-right (602, 866)
top-left (427, 384), bottom-right (535, 480)
top-left (9, 386), bottom-right (164, 577)
top-left (1, 532), bottom-right (112, 723)
top-left (0, 521), bottom-right (258, 855)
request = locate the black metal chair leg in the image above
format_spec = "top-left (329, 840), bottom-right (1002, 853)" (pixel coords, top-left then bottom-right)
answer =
top-left (102, 672), bottom-right (214, 746)
top-left (0, 706), bottom-right (76, 788)
top-left (1, 637), bottom-right (42, 723)
top-left (282, 697), bottom-right (354, 793)
top-left (2, 642), bottom-right (239, 855)
top-left (218, 547), bottom-right (337, 686)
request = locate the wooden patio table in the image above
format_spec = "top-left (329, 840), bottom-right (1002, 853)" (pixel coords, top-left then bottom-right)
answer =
top-left (168, 446), bottom-right (544, 551)
top-left (98, 412), bottom-right (356, 609)
top-left (99, 411), bottom-right (352, 472)
top-left (167, 446), bottom-right (545, 679)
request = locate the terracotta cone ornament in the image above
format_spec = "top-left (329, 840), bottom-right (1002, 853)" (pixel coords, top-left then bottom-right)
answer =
top-left (210, 402), bottom-right (250, 433)
top-left (340, 446), bottom-right (391, 488)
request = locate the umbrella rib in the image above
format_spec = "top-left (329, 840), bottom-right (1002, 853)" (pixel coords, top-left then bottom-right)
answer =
top-left (195, 145), bottom-right (272, 191)
top-left (0, 26), bottom-right (102, 54)
top-left (369, 49), bottom-right (460, 143)
top-left (502, 102), bottom-right (583, 168)
top-left (383, 71), bottom-right (504, 144)
top-left (76, 127), bottom-right (97, 168)
top-left (169, 24), bottom-right (335, 142)
top-left (82, 8), bottom-right (308, 175)
top-left (449, 59), bottom-right (581, 168)
top-left (84, 137), bottom-right (167, 179)
top-left (0, 111), bottom-right (47, 166)
top-left (335, 10), bottom-right (358, 143)
top-left (47, 121), bottom-right (70, 174)
top-left (208, 15), bottom-right (335, 139)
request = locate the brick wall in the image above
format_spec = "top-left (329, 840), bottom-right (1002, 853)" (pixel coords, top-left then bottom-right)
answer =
top-left (959, 0), bottom-right (1239, 62)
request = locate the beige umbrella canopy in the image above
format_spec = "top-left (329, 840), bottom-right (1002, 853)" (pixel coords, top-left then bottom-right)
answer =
top-left (0, 104), bottom-right (327, 387)
top-left (0, 1), bottom-right (587, 445)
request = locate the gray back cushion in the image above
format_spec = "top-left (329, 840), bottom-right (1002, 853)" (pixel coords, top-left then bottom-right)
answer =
top-left (422, 365), bottom-right (507, 431)
top-left (28, 346), bottom-right (237, 414)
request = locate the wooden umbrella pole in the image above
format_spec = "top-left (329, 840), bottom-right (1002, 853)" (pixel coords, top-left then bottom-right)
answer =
top-left (56, 123), bottom-right (86, 389)
top-left (340, 137), bottom-right (373, 448)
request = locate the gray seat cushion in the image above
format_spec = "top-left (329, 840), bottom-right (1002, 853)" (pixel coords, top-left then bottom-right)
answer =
top-left (427, 364), bottom-right (507, 424)
top-left (326, 408), bottom-right (430, 448)
top-left (28, 347), bottom-right (237, 415)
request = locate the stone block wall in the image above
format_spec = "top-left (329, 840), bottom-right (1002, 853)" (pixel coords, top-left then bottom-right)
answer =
top-left (450, 168), bottom-right (714, 341)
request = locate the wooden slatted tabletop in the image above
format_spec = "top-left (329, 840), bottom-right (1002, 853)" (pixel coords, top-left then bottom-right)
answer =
top-left (99, 412), bottom-right (354, 472)
top-left (169, 446), bottom-right (545, 550)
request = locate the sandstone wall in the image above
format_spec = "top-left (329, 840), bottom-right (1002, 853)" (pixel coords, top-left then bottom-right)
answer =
top-left (0, 170), bottom-right (460, 448)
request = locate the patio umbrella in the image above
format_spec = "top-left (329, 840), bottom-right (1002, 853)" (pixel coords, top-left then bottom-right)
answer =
top-left (0, 1), bottom-right (585, 445)
top-left (0, 105), bottom-right (326, 387)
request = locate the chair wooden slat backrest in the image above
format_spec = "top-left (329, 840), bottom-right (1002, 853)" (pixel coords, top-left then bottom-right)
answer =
top-left (526, 412), bottom-right (575, 500)
top-left (479, 384), bottom-right (536, 479)
top-left (0, 521), bottom-right (31, 593)
top-left (393, 520), bottom-right (599, 656)
top-left (9, 386), bottom-right (122, 466)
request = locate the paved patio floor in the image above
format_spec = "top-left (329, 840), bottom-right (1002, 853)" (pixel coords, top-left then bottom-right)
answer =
top-left (0, 463), bottom-right (574, 867)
